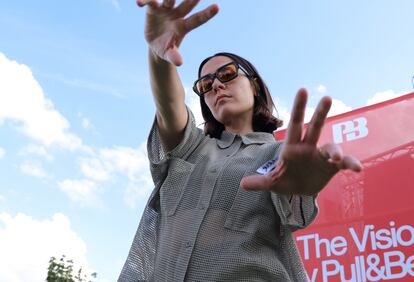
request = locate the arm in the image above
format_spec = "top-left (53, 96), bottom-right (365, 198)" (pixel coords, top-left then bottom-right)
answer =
top-left (148, 50), bottom-right (187, 152)
top-left (138, 0), bottom-right (219, 152)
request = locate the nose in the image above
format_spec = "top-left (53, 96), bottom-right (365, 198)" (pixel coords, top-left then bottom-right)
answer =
top-left (211, 77), bottom-right (225, 93)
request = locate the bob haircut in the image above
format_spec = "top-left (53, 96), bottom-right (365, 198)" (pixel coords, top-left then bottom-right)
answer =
top-left (197, 52), bottom-right (283, 138)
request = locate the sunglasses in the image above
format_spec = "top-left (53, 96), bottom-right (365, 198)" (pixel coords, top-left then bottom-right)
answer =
top-left (193, 62), bottom-right (252, 96)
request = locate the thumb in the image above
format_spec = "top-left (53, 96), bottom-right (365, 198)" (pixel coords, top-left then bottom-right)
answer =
top-left (165, 47), bottom-right (183, 66)
top-left (240, 174), bottom-right (271, 191)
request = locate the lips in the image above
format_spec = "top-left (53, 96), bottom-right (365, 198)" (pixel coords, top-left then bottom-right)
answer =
top-left (215, 94), bottom-right (231, 106)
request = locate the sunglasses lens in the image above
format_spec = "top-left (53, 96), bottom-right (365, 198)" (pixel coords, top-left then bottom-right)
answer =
top-left (217, 63), bottom-right (238, 82)
top-left (196, 76), bottom-right (214, 95)
top-left (194, 63), bottom-right (240, 95)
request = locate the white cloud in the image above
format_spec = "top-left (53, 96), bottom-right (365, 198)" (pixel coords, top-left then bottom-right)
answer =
top-left (0, 52), bottom-right (82, 150)
top-left (0, 147), bottom-right (5, 159)
top-left (0, 194), bottom-right (5, 204)
top-left (19, 144), bottom-right (54, 161)
top-left (328, 98), bottom-right (353, 117)
top-left (99, 144), bottom-right (153, 208)
top-left (20, 160), bottom-right (48, 179)
top-left (99, 144), bottom-right (149, 180)
top-left (75, 143), bottom-right (152, 208)
top-left (80, 157), bottom-right (111, 182)
top-left (316, 84), bottom-right (327, 94)
top-left (0, 212), bottom-right (92, 282)
top-left (366, 89), bottom-right (405, 106)
top-left (58, 179), bottom-right (100, 207)
top-left (56, 143), bottom-right (152, 207)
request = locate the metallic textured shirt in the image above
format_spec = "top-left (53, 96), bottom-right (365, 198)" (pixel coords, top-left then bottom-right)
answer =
top-left (119, 108), bottom-right (318, 282)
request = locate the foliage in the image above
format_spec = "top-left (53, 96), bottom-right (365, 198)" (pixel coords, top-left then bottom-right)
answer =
top-left (46, 255), bottom-right (97, 282)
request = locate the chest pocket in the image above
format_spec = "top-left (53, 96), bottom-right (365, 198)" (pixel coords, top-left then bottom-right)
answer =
top-left (224, 171), bottom-right (281, 244)
top-left (160, 158), bottom-right (195, 216)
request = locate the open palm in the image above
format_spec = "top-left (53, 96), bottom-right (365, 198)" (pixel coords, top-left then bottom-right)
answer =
top-left (241, 88), bottom-right (362, 195)
top-left (137, 0), bottom-right (219, 66)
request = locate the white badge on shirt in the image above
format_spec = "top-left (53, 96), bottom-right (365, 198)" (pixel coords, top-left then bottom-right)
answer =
top-left (256, 158), bottom-right (278, 175)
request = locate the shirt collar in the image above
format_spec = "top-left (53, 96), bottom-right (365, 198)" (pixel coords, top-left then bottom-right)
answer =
top-left (216, 131), bottom-right (237, 149)
top-left (241, 132), bottom-right (276, 145)
top-left (216, 131), bottom-right (275, 148)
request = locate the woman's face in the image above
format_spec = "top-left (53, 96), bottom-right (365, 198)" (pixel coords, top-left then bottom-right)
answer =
top-left (200, 56), bottom-right (256, 127)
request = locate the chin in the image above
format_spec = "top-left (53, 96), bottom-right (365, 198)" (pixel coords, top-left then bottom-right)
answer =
top-left (214, 105), bottom-right (245, 124)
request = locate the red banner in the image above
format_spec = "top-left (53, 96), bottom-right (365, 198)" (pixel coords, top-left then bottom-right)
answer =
top-left (275, 93), bottom-right (414, 282)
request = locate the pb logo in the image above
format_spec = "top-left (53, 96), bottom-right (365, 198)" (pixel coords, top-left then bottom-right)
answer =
top-left (332, 117), bottom-right (368, 144)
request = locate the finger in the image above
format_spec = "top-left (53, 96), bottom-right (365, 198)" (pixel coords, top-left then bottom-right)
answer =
top-left (303, 96), bottom-right (332, 145)
top-left (320, 143), bottom-right (343, 162)
top-left (240, 174), bottom-right (273, 191)
top-left (284, 88), bottom-right (307, 144)
top-left (165, 47), bottom-right (183, 66)
top-left (161, 0), bottom-right (175, 8)
top-left (183, 4), bottom-right (219, 32)
top-left (175, 0), bottom-right (200, 17)
top-left (137, 0), bottom-right (160, 8)
top-left (338, 156), bottom-right (363, 172)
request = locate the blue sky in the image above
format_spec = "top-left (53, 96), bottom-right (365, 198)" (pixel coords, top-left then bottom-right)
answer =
top-left (0, 1), bottom-right (413, 281)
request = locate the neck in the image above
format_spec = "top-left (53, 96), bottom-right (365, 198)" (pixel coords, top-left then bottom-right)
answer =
top-left (223, 114), bottom-right (254, 135)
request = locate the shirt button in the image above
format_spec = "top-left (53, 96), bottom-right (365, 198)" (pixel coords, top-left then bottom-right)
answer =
top-left (209, 167), bottom-right (217, 173)
top-left (185, 241), bottom-right (192, 248)
top-left (198, 203), bottom-right (205, 210)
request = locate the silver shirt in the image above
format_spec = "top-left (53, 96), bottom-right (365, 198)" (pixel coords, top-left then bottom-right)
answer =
top-left (119, 108), bottom-right (317, 282)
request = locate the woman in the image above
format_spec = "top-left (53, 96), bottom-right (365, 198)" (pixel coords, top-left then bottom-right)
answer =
top-left (119, 1), bottom-right (362, 281)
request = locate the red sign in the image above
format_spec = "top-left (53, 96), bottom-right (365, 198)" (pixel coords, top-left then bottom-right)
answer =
top-left (275, 93), bottom-right (414, 282)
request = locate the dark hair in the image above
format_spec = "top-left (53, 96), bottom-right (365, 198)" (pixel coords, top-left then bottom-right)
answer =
top-left (197, 52), bottom-right (283, 138)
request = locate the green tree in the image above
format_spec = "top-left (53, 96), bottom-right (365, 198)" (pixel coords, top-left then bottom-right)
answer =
top-left (46, 255), bottom-right (97, 282)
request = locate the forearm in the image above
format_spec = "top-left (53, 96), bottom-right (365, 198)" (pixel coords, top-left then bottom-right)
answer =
top-left (148, 49), bottom-right (188, 151)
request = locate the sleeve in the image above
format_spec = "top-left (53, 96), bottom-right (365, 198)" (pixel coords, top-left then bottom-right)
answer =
top-left (272, 193), bottom-right (319, 232)
top-left (147, 106), bottom-right (203, 187)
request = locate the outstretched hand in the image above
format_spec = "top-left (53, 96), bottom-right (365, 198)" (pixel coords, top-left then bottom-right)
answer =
top-left (137, 0), bottom-right (219, 66)
top-left (241, 88), bottom-right (362, 196)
